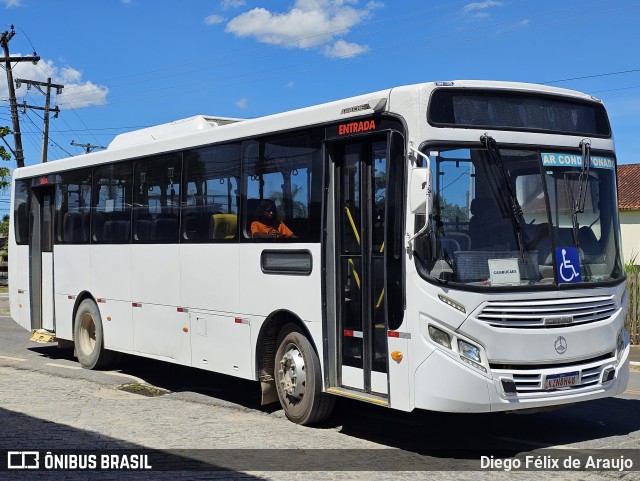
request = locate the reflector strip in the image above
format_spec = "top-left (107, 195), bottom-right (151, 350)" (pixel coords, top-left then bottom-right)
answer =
top-left (177, 307), bottom-right (189, 313)
top-left (235, 318), bottom-right (249, 325)
top-left (132, 302), bottom-right (142, 308)
top-left (388, 331), bottom-right (411, 339)
top-left (17, 289), bottom-right (24, 294)
top-left (97, 298), bottom-right (106, 304)
top-left (344, 329), bottom-right (364, 338)
top-left (67, 295), bottom-right (75, 300)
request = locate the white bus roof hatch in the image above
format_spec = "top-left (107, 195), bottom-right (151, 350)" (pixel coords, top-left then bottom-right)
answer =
top-left (107, 115), bottom-right (244, 150)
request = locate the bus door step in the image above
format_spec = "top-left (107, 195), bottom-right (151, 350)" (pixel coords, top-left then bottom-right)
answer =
top-left (326, 387), bottom-right (389, 406)
top-left (30, 329), bottom-right (56, 344)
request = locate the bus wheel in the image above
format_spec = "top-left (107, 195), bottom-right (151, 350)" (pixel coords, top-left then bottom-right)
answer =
top-left (73, 299), bottom-right (117, 370)
top-left (274, 323), bottom-right (334, 425)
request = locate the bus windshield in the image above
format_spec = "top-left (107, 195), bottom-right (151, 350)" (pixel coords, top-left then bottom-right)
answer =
top-left (414, 146), bottom-right (624, 288)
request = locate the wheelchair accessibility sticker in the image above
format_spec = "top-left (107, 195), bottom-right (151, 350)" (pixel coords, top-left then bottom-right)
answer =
top-left (556, 247), bottom-right (582, 283)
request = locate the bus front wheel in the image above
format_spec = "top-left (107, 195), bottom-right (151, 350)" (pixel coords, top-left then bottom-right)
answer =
top-left (73, 299), bottom-right (117, 370)
top-left (274, 323), bottom-right (334, 425)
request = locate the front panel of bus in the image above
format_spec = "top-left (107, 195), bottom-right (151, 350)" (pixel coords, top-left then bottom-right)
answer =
top-left (404, 84), bottom-right (629, 412)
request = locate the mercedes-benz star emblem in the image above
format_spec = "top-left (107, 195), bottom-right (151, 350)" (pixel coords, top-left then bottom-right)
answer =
top-left (554, 336), bottom-right (567, 355)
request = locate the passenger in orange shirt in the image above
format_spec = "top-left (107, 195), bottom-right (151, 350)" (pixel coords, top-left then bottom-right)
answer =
top-left (251, 200), bottom-right (296, 239)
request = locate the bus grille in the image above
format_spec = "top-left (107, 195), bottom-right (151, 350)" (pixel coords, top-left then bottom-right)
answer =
top-left (477, 295), bottom-right (617, 328)
top-left (492, 353), bottom-right (616, 394)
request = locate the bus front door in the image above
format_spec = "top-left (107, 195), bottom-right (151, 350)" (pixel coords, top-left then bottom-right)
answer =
top-left (29, 186), bottom-right (55, 332)
top-left (334, 136), bottom-right (390, 396)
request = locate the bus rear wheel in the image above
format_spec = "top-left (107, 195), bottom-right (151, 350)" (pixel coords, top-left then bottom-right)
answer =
top-left (274, 323), bottom-right (334, 425)
top-left (73, 299), bottom-right (117, 370)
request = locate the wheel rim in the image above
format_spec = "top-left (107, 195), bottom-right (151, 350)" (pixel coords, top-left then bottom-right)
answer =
top-left (78, 312), bottom-right (97, 355)
top-left (278, 342), bottom-right (307, 403)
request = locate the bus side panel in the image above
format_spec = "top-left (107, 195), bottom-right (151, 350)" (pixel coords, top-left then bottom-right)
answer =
top-left (9, 245), bottom-right (31, 330)
top-left (239, 244), bottom-right (325, 368)
top-left (179, 244), bottom-right (240, 313)
top-left (190, 312), bottom-right (252, 378)
top-left (91, 245), bottom-right (133, 351)
top-left (54, 245), bottom-right (91, 340)
top-left (131, 244), bottom-right (188, 362)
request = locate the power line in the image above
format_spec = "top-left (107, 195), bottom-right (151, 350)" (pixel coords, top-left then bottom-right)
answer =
top-left (54, 0), bottom-right (640, 110)
top-left (544, 68), bottom-right (640, 85)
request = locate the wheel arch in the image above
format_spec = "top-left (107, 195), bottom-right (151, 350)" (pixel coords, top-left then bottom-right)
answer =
top-left (255, 309), bottom-right (318, 404)
top-left (71, 291), bottom-right (98, 341)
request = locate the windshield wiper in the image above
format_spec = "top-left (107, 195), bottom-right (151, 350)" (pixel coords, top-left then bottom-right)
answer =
top-left (564, 139), bottom-right (592, 250)
top-left (576, 139), bottom-right (591, 214)
top-left (480, 134), bottom-right (526, 260)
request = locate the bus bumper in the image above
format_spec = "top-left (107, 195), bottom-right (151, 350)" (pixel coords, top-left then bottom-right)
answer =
top-left (413, 345), bottom-right (630, 413)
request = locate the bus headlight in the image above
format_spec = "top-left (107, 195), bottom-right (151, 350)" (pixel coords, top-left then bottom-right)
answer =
top-left (457, 339), bottom-right (487, 373)
top-left (458, 340), bottom-right (481, 364)
top-left (428, 325), bottom-right (451, 349)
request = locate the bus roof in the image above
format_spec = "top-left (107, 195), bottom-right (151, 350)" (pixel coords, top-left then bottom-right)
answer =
top-left (13, 80), bottom-right (601, 178)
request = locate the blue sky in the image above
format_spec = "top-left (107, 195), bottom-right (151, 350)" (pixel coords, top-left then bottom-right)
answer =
top-left (0, 0), bottom-right (639, 216)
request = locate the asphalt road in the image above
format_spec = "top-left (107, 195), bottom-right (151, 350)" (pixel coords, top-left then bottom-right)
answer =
top-left (0, 300), bottom-right (639, 480)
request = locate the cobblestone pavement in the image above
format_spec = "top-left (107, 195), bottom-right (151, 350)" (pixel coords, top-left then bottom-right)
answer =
top-left (0, 364), bottom-right (637, 481)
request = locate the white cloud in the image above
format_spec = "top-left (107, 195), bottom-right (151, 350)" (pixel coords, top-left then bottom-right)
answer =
top-left (4, 0), bottom-right (22, 7)
top-left (204, 14), bottom-right (226, 25)
top-left (221, 0), bottom-right (245, 10)
top-left (324, 39), bottom-right (369, 58)
top-left (463, 1), bottom-right (503, 15)
top-left (225, 0), bottom-right (380, 58)
top-left (121, 0), bottom-right (132, 4)
top-left (2, 56), bottom-right (109, 108)
top-left (285, 81), bottom-right (295, 89)
top-left (236, 98), bottom-right (248, 109)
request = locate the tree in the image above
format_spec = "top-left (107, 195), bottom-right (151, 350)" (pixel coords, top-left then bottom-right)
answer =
top-left (0, 126), bottom-right (12, 191)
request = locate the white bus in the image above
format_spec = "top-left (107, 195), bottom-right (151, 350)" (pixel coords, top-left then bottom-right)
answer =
top-left (9, 80), bottom-right (630, 425)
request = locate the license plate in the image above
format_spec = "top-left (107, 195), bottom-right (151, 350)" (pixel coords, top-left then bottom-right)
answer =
top-left (544, 371), bottom-right (579, 390)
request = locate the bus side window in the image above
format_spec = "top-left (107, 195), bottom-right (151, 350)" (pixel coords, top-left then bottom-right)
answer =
top-left (56, 169), bottom-right (92, 244)
top-left (133, 154), bottom-right (181, 244)
top-left (92, 162), bottom-right (133, 244)
top-left (242, 131), bottom-right (323, 241)
top-left (13, 179), bottom-right (30, 245)
top-left (182, 143), bottom-right (240, 243)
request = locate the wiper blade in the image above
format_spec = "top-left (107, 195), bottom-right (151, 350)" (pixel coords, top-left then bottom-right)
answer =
top-left (480, 134), bottom-right (526, 260)
top-left (575, 139), bottom-right (591, 214)
top-left (564, 139), bottom-right (592, 251)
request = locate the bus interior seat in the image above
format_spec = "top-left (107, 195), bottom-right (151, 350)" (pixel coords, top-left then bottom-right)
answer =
top-left (210, 213), bottom-right (238, 239)
top-left (578, 226), bottom-right (601, 258)
top-left (102, 220), bottom-right (130, 242)
top-left (155, 216), bottom-right (179, 242)
top-left (134, 219), bottom-right (154, 241)
top-left (63, 212), bottom-right (89, 242)
top-left (445, 232), bottom-right (471, 251)
top-left (468, 197), bottom-right (511, 249)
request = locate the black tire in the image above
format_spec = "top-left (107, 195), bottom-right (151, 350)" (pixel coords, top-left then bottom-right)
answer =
top-left (274, 323), bottom-right (335, 425)
top-left (73, 299), bottom-right (117, 370)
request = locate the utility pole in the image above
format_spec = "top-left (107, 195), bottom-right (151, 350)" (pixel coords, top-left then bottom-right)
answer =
top-left (0, 25), bottom-right (40, 168)
top-left (71, 140), bottom-right (106, 154)
top-left (16, 78), bottom-right (64, 162)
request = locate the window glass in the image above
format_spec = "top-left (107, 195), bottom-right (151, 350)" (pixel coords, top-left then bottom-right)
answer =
top-left (133, 154), bottom-right (181, 243)
top-left (92, 162), bottom-right (132, 243)
top-left (182, 143), bottom-right (240, 242)
top-left (55, 169), bottom-right (92, 244)
top-left (13, 179), bottom-right (30, 245)
top-left (243, 130), bottom-right (323, 241)
top-left (41, 191), bottom-right (53, 252)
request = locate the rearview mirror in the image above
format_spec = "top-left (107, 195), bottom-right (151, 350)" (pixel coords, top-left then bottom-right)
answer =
top-left (410, 167), bottom-right (432, 215)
